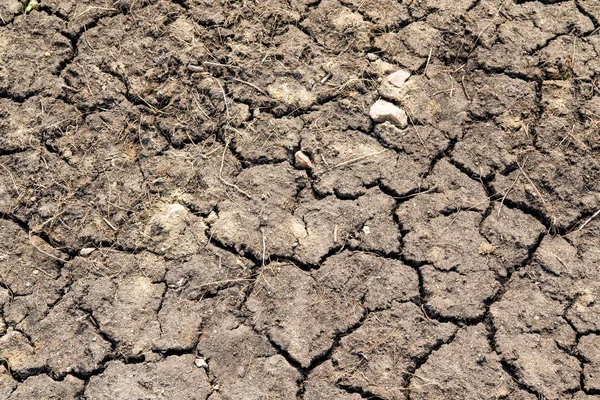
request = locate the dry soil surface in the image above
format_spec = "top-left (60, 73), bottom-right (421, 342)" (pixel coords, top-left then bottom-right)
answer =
top-left (0, 0), bottom-right (600, 399)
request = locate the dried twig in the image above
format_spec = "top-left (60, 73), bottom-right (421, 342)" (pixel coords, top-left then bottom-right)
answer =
top-left (0, 164), bottom-right (20, 197)
top-left (28, 232), bottom-right (69, 264)
top-left (393, 186), bottom-right (437, 200)
top-left (261, 228), bottom-right (266, 267)
top-left (196, 278), bottom-right (255, 288)
top-left (469, 3), bottom-right (504, 55)
top-left (328, 150), bottom-right (387, 170)
top-left (579, 209), bottom-right (600, 231)
top-left (423, 48), bottom-right (433, 75)
top-left (214, 78), bottom-right (231, 118)
top-left (191, 91), bottom-right (212, 121)
top-left (102, 217), bottom-right (117, 231)
top-left (461, 75), bottom-right (470, 100)
top-left (333, 78), bottom-right (367, 94)
top-left (220, 140), bottom-right (253, 199)
top-left (516, 159), bottom-right (548, 209)
top-left (498, 168), bottom-right (522, 217)
top-left (202, 61), bottom-right (239, 69)
top-left (232, 78), bottom-right (268, 96)
top-left (407, 114), bottom-right (430, 157)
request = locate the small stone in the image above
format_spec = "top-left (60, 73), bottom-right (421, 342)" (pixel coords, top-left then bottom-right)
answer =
top-left (387, 69), bottom-right (411, 88)
top-left (294, 151), bottom-right (314, 170)
top-left (205, 211), bottom-right (218, 225)
top-left (362, 226), bottom-right (371, 235)
top-left (267, 81), bottom-right (316, 109)
top-left (194, 358), bottom-right (208, 369)
top-left (369, 99), bottom-right (408, 128)
top-left (367, 53), bottom-right (379, 61)
top-left (32, 270), bottom-right (39, 275)
top-left (478, 241), bottom-right (495, 255)
top-left (80, 247), bottom-right (96, 256)
top-left (372, 60), bottom-right (396, 76)
top-left (44, 52), bottom-right (51, 57)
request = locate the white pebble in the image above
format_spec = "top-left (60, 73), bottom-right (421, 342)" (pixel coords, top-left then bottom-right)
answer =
top-left (294, 151), bottom-right (314, 170)
top-left (387, 69), bottom-right (411, 88)
top-left (79, 247), bottom-right (96, 256)
top-left (369, 99), bottom-right (408, 128)
top-left (195, 358), bottom-right (208, 369)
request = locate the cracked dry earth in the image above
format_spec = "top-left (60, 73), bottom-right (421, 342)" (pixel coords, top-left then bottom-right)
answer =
top-left (0, 0), bottom-right (600, 399)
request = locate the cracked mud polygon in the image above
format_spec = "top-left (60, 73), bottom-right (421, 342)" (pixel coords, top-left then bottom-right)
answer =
top-left (0, 0), bottom-right (599, 399)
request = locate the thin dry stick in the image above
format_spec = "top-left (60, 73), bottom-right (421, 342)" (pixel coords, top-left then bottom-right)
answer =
top-left (406, 371), bottom-right (443, 387)
top-left (196, 278), bottom-right (255, 288)
top-left (202, 61), bottom-right (239, 69)
top-left (261, 228), bottom-right (266, 267)
top-left (118, 67), bottom-right (168, 115)
top-left (28, 232), bottom-right (69, 264)
top-left (329, 150), bottom-right (387, 170)
top-left (320, 73), bottom-right (332, 84)
top-left (393, 185), bottom-right (437, 200)
top-left (233, 78), bottom-right (268, 96)
top-left (440, 209), bottom-right (463, 233)
top-left (102, 217), bottom-right (117, 231)
top-left (469, 4), bottom-right (503, 55)
top-left (192, 92), bottom-right (212, 121)
top-left (214, 78), bottom-right (231, 118)
top-left (579, 209), bottom-right (600, 231)
top-left (517, 159), bottom-right (548, 209)
top-left (461, 75), bottom-right (470, 100)
top-left (184, 129), bottom-right (198, 148)
top-left (558, 124), bottom-right (575, 148)
top-left (407, 114), bottom-right (430, 157)
top-left (77, 63), bottom-right (94, 97)
top-left (136, 91), bottom-right (169, 114)
top-left (333, 78), bottom-right (367, 94)
top-left (423, 48), bottom-right (433, 75)
top-left (72, 6), bottom-right (117, 22)
top-left (498, 168), bottom-right (522, 217)
top-left (220, 140), bottom-right (253, 199)
top-left (0, 164), bottom-right (20, 196)
top-left (421, 304), bottom-right (433, 322)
